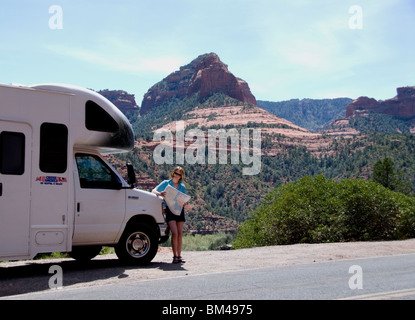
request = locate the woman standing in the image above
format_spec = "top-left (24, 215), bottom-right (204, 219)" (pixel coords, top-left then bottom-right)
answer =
top-left (152, 166), bottom-right (188, 263)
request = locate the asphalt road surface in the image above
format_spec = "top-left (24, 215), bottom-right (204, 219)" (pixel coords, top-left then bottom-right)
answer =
top-left (2, 253), bottom-right (415, 300)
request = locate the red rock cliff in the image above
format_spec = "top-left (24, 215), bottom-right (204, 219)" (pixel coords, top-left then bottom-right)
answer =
top-left (140, 53), bottom-right (257, 115)
top-left (346, 86), bottom-right (415, 121)
top-left (99, 89), bottom-right (139, 115)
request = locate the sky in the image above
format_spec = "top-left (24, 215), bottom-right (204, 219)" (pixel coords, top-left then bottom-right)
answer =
top-left (1, 0), bottom-right (414, 104)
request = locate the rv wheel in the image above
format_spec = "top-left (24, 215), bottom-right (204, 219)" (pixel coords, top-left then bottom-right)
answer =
top-left (70, 246), bottom-right (102, 262)
top-left (115, 223), bottom-right (158, 265)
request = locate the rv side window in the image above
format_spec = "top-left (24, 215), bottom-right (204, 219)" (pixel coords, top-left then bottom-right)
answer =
top-left (75, 153), bottom-right (122, 189)
top-left (0, 132), bottom-right (25, 175)
top-left (85, 100), bottom-right (119, 133)
top-left (40, 123), bottom-right (68, 173)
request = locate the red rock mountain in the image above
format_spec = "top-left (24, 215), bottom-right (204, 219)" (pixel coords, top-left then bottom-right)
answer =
top-left (98, 89), bottom-right (139, 114)
top-left (346, 86), bottom-right (415, 122)
top-left (140, 53), bottom-right (257, 115)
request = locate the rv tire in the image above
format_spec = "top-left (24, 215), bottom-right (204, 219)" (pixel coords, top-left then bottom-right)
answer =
top-left (70, 246), bottom-right (102, 262)
top-left (115, 223), bottom-right (158, 265)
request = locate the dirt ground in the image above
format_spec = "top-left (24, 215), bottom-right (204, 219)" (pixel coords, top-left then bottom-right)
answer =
top-left (1, 239), bottom-right (415, 298)
top-left (153, 239), bottom-right (415, 274)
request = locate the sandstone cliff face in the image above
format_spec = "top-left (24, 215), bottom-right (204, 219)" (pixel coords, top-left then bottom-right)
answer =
top-left (99, 89), bottom-right (139, 115)
top-left (346, 86), bottom-right (415, 121)
top-left (140, 53), bottom-right (257, 115)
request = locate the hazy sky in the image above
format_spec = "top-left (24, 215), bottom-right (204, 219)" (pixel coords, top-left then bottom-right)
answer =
top-left (1, 0), bottom-right (414, 103)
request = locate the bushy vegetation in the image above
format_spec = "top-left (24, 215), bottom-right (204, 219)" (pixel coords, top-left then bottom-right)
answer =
top-left (349, 112), bottom-right (412, 134)
top-left (233, 175), bottom-right (415, 249)
top-left (162, 231), bottom-right (235, 251)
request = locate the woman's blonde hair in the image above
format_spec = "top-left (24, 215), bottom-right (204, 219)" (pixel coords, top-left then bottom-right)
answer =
top-left (170, 166), bottom-right (185, 182)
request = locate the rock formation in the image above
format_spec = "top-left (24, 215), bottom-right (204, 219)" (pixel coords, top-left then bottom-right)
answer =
top-left (346, 86), bottom-right (415, 121)
top-left (140, 53), bottom-right (257, 115)
top-left (99, 89), bottom-right (139, 115)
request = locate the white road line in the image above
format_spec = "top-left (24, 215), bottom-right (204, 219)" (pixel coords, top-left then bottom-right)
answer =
top-left (339, 288), bottom-right (415, 300)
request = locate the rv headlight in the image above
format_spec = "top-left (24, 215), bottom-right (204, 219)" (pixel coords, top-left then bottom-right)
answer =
top-left (162, 201), bottom-right (167, 220)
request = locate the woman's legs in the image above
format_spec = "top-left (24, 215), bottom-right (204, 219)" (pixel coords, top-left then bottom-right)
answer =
top-left (168, 220), bottom-right (179, 258)
top-left (176, 221), bottom-right (185, 258)
top-left (168, 220), bottom-right (185, 262)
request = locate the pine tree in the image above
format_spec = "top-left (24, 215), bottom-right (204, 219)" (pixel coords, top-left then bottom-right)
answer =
top-left (373, 158), bottom-right (395, 190)
top-left (373, 158), bottom-right (412, 195)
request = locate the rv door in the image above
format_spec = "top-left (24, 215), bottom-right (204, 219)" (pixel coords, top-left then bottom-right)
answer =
top-left (72, 153), bottom-right (126, 245)
top-left (0, 121), bottom-right (32, 258)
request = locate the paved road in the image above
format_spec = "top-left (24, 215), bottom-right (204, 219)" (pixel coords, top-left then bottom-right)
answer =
top-left (3, 253), bottom-right (415, 300)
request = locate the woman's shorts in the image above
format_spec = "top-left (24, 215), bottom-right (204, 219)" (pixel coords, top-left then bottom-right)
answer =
top-left (165, 206), bottom-right (186, 223)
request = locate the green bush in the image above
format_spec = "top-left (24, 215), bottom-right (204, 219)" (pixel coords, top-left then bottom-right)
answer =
top-left (233, 175), bottom-right (415, 249)
top-left (162, 231), bottom-right (235, 251)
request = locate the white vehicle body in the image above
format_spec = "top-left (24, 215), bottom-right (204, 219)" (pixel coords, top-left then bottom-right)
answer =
top-left (0, 83), bottom-right (167, 264)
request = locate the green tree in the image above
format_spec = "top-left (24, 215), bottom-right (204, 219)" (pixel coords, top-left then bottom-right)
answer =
top-left (373, 158), bottom-right (412, 195)
top-left (373, 158), bottom-right (395, 189)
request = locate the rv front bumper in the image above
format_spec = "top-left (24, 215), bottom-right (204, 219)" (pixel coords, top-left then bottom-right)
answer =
top-left (159, 223), bottom-right (168, 235)
top-left (158, 223), bottom-right (169, 244)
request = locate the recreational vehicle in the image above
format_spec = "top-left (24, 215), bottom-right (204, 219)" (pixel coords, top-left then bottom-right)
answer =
top-left (0, 83), bottom-right (168, 265)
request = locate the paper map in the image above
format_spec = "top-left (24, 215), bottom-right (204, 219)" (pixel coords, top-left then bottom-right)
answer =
top-left (165, 185), bottom-right (191, 216)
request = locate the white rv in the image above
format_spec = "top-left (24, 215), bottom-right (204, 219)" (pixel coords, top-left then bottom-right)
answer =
top-left (0, 83), bottom-right (168, 265)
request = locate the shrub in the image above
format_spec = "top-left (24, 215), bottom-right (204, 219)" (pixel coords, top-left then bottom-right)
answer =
top-left (162, 231), bottom-right (235, 251)
top-left (233, 175), bottom-right (415, 249)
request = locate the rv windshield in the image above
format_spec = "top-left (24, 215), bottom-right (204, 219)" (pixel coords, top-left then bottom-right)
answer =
top-left (75, 153), bottom-right (122, 189)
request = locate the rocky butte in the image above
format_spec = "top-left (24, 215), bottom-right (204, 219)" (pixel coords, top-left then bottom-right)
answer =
top-left (98, 89), bottom-right (139, 115)
top-left (140, 53), bottom-right (257, 115)
top-left (346, 86), bottom-right (415, 122)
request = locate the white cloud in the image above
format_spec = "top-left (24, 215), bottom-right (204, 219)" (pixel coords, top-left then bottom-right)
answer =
top-left (45, 43), bottom-right (185, 75)
top-left (276, 38), bottom-right (333, 69)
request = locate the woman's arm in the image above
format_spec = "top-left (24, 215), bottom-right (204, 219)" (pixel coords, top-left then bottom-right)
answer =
top-left (152, 180), bottom-right (168, 197)
top-left (152, 187), bottom-right (166, 197)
